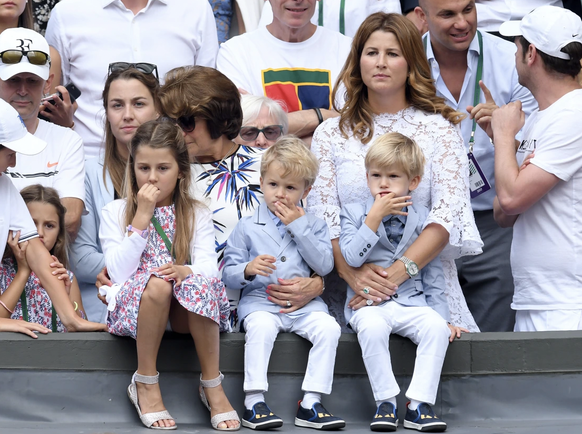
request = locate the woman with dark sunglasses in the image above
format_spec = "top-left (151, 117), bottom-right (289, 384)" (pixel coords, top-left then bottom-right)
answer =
top-left (234, 94), bottom-right (288, 150)
top-left (70, 66), bottom-right (160, 324)
top-left (159, 65), bottom-right (326, 429)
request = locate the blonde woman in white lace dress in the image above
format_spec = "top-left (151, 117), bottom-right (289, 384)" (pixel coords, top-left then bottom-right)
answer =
top-left (307, 13), bottom-right (483, 332)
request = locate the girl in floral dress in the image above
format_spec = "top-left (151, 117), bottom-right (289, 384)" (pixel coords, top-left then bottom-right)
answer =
top-left (0, 185), bottom-right (87, 331)
top-left (99, 119), bottom-right (239, 431)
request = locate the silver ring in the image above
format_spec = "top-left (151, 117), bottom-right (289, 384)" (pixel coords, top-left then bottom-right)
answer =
top-left (366, 299), bottom-right (373, 306)
top-left (363, 287), bottom-right (370, 294)
top-left (286, 300), bottom-right (292, 307)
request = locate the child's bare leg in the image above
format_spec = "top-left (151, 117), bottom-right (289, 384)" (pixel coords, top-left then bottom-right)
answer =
top-left (189, 312), bottom-right (239, 430)
top-left (135, 276), bottom-right (174, 428)
top-left (26, 238), bottom-right (105, 331)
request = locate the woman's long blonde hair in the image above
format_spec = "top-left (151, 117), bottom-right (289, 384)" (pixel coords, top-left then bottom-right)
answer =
top-left (123, 120), bottom-right (199, 265)
top-left (333, 12), bottom-right (464, 144)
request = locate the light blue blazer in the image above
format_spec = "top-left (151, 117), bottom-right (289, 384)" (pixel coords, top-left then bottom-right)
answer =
top-left (339, 197), bottom-right (450, 324)
top-left (222, 201), bottom-right (334, 322)
top-left (69, 157), bottom-right (114, 322)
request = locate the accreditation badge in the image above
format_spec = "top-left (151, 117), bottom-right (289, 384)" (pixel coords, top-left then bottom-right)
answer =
top-left (467, 152), bottom-right (491, 198)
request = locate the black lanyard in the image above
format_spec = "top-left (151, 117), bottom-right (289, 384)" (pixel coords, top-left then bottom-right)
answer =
top-left (424, 31), bottom-right (484, 154)
top-left (318, 0), bottom-right (346, 35)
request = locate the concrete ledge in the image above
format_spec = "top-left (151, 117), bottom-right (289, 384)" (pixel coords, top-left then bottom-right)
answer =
top-left (1, 330), bottom-right (582, 375)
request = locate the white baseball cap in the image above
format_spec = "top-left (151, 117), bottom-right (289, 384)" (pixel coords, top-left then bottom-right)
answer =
top-left (0, 28), bottom-right (50, 81)
top-left (499, 5), bottom-right (582, 60)
top-left (0, 99), bottom-right (46, 155)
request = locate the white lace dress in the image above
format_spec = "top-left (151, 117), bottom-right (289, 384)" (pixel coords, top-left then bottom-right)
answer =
top-left (307, 107), bottom-right (484, 332)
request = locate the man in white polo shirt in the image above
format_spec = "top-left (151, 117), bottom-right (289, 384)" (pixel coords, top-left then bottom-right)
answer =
top-left (0, 28), bottom-right (85, 241)
top-left (46, 0), bottom-right (218, 159)
top-left (492, 6), bottom-right (582, 331)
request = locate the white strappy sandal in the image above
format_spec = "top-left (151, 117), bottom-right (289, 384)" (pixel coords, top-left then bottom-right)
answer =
top-left (199, 372), bottom-right (241, 431)
top-left (127, 371), bottom-right (177, 430)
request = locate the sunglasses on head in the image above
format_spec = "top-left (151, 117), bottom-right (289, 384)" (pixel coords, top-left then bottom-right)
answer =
top-left (0, 50), bottom-right (50, 66)
top-left (108, 62), bottom-right (159, 80)
top-left (239, 125), bottom-right (283, 142)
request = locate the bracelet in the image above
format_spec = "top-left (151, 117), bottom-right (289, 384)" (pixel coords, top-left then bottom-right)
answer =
top-left (313, 107), bottom-right (324, 125)
top-left (0, 300), bottom-right (14, 315)
top-left (311, 272), bottom-right (325, 293)
top-left (73, 301), bottom-right (86, 320)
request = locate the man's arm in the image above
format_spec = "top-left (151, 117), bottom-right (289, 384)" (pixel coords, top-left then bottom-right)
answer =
top-left (287, 109), bottom-right (340, 141)
top-left (62, 197), bottom-right (84, 242)
top-left (492, 102), bottom-right (561, 215)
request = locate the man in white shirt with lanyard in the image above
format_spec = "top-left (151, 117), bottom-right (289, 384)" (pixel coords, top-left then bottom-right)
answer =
top-left (415, 0), bottom-right (537, 332)
top-left (492, 6), bottom-right (582, 332)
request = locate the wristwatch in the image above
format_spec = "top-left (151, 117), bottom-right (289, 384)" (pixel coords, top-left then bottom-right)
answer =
top-left (127, 225), bottom-right (149, 239)
top-left (398, 256), bottom-right (419, 278)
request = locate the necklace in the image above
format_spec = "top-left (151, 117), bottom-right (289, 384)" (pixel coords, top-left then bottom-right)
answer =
top-left (194, 142), bottom-right (237, 186)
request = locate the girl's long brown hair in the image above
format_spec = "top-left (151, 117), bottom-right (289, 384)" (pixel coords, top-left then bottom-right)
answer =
top-left (20, 185), bottom-right (69, 269)
top-left (102, 68), bottom-right (160, 197)
top-left (123, 119), bottom-right (199, 265)
top-left (333, 12), bottom-right (464, 144)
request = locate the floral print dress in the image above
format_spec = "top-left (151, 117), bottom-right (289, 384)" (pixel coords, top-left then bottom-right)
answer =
top-left (0, 258), bottom-right (68, 332)
top-left (107, 205), bottom-right (231, 339)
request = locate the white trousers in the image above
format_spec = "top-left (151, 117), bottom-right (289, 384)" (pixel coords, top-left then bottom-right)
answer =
top-left (349, 302), bottom-right (450, 404)
top-left (514, 309), bottom-right (582, 331)
top-left (243, 310), bottom-right (341, 394)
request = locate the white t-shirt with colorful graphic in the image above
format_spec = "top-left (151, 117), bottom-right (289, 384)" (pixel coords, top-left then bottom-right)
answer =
top-left (217, 26), bottom-right (351, 112)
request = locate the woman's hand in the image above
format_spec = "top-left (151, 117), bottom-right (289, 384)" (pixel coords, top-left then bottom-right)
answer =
top-left (448, 324), bottom-right (469, 342)
top-left (266, 275), bottom-right (323, 313)
top-left (154, 263), bottom-right (191, 287)
top-left (50, 255), bottom-right (72, 295)
top-left (0, 318), bottom-right (50, 338)
top-left (38, 85), bottom-right (77, 128)
top-left (7, 231), bottom-right (30, 273)
top-left (344, 263), bottom-right (398, 311)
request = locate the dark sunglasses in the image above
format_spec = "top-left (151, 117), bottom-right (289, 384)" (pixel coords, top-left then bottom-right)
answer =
top-left (240, 125), bottom-right (283, 142)
top-left (0, 50), bottom-right (50, 66)
top-left (172, 114), bottom-right (196, 133)
top-left (108, 62), bottom-right (159, 80)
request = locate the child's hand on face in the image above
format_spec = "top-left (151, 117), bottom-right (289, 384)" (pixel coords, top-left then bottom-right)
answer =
top-left (50, 255), bottom-right (72, 295)
top-left (136, 183), bottom-right (161, 220)
top-left (7, 231), bottom-right (30, 273)
top-left (371, 192), bottom-right (412, 219)
top-left (245, 254), bottom-right (277, 279)
top-left (275, 196), bottom-right (305, 226)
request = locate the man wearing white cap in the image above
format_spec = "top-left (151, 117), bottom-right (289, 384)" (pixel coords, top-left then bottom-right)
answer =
top-left (415, 0), bottom-right (537, 332)
top-left (0, 28), bottom-right (85, 241)
top-left (0, 99), bottom-right (106, 334)
top-left (492, 5), bottom-right (582, 332)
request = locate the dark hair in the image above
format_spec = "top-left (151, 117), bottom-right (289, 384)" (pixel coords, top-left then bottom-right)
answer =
top-left (159, 66), bottom-right (242, 140)
top-left (102, 68), bottom-right (160, 196)
top-left (334, 13), bottom-right (464, 144)
top-left (20, 185), bottom-right (68, 269)
top-left (519, 36), bottom-right (582, 78)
